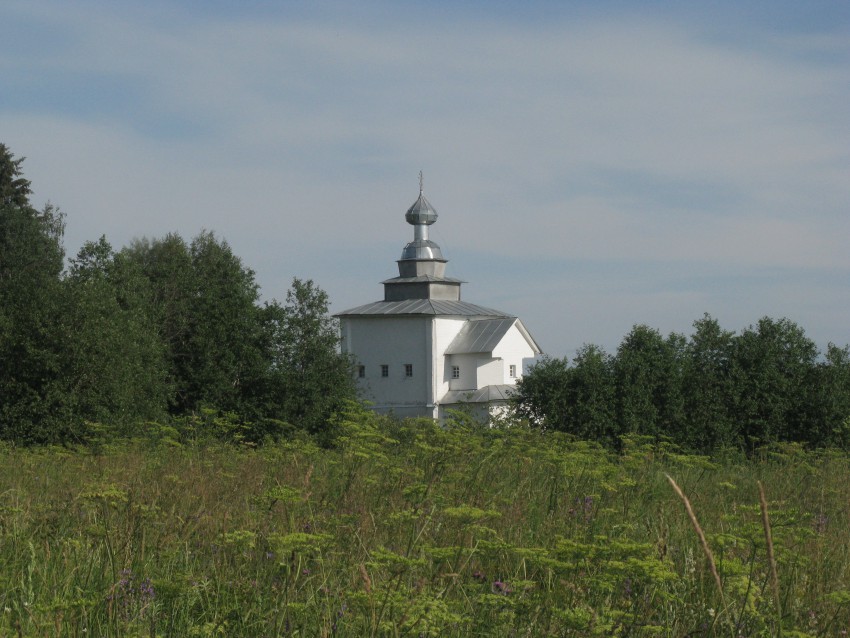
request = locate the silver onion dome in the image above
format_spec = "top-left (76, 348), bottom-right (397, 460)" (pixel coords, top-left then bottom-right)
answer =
top-left (405, 192), bottom-right (438, 226)
top-left (400, 179), bottom-right (444, 261)
top-left (401, 238), bottom-right (444, 260)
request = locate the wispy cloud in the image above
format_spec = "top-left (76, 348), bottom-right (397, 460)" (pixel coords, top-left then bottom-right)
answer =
top-left (2, 0), bottom-right (848, 355)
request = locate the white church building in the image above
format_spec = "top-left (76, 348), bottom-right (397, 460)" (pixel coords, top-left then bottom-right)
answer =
top-left (336, 184), bottom-right (542, 420)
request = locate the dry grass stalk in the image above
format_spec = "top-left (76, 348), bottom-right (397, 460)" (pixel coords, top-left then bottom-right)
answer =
top-left (758, 480), bottom-right (781, 615)
top-left (666, 474), bottom-right (725, 604)
top-left (359, 563), bottom-right (373, 594)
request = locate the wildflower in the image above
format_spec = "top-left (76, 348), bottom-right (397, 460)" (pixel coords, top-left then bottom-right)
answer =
top-left (139, 578), bottom-right (155, 600)
top-left (472, 570), bottom-right (486, 581)
top-left (492, 580), bottom-right (511, 595)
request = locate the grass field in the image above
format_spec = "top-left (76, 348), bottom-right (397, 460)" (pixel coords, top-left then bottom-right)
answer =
top-left (1, 404), bottom-right (849, 636)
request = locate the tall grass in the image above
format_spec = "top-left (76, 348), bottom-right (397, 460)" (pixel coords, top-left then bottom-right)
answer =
top-left (1, 406), bottom-right (848, 636)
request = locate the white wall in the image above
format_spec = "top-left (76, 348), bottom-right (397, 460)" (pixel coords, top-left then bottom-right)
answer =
top-left (492, 323), bottom-right (538, 384)
top-left (446, 352), bottom-right (478, 390)
top-left (432, 317), bottom-right (468, 398)
top-left (341, 316), bottom-right (433, 413)
top-left (476, 357), bottom-right (503, 387)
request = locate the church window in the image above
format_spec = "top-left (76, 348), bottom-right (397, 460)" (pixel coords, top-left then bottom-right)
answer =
top-left (452, 365), bottom-right (460, 379)
top-left (381, 364), bottom-right (389, 377)
top-left (358, 365), bottom-right (366, 378)
top-left (509, 364), bottom-right (517, 378)
top-left (405, 364), bottom-right (413, 377)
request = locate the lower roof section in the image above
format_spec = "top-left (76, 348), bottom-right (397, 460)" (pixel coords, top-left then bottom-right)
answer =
top-left (335, 298), bottom-right (514, 318)
top-left (441, 384), bottom-right (517, 404)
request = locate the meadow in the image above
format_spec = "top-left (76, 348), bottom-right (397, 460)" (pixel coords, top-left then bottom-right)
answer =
top-left (1, 404), bottom-right (848, 637)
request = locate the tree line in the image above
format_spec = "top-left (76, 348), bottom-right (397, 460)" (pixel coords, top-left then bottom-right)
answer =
top-left (511, 315), bottom-right (850, 453)
top-left (0, 144), bottom-right (355, 445)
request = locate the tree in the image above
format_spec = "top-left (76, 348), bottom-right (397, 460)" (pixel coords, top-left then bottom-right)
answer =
top-left (0, 143), bottom-right (33, 208)
top-left (568, 344), bottom-right (617, 443)
top-left (61, 237), bottom-right (169, 431)
top-left (123, 234), bottom-right (195, 412)
top-left (261, 278), bottom-right (356, 440)
top-left (0, 146), bottom-right (70, 443)
top-left (185, 231), bottom-right (267, 415)
top-left (511, 355), bottom-right (573, 431)
top-left (122, 231), bottom-right (267, 416)
top-left (681, 314), bottom-right (738, 451)
top-left (613, 325), bottom-right (685, 440)
top-left (730, 317), bottom-right (818, 450)
top-left (809, 344), bottom-right (850, 448)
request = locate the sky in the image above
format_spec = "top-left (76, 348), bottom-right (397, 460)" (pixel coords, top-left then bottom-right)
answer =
top-left (2, 0), bottom-right (848, 358)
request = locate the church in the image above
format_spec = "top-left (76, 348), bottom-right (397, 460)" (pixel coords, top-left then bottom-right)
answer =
top-left (335, 182), bottom-right (542, 420)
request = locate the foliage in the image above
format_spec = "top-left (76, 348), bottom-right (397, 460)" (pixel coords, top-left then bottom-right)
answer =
top-left (0, 144), bottom-right (354, 444)
top-left (1, 419), bottom-right (849, 636)
top-left (260, 278), bottom-right (356, 441)
top-left (62, 236), bottom-right (170, 431)
top-left (0, 145), bottom-right (70, 443)
top-left (513, 314), bottom-right (850, 454)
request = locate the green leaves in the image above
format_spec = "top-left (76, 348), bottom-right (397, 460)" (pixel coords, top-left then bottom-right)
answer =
top-left (513, 314), bottom-right (850, 454)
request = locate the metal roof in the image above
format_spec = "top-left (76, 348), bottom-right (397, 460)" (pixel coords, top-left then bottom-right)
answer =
top-left (441, 384), bottom-right (517, 404)
top-left (381, 275), bottom-right (465, 284)
top-left (405, 192), bottom-right (438, 226)
top-left (401, 239), bottom-right (444, 260)
top-left (335, 299), bottom-right (514, 318)
top-left (445, 318), bottom-right (517, 354)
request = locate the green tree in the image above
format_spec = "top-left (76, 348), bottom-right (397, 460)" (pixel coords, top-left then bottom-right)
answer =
top-left (511, 355), bottom-right (573, 431)
top-left (261, 278), bottom-right (356, 440)
top-left (613, 325), bottom-right (685, 441)
top-left (797, 343), bottom-right (850, 448)
top-left (185, 231), bottom-right (267, 415)
top-left (0, 146), bottom-right (70, 443)
top-left (61, 237), bottom-right (169, 432)
top-left (730, 317), bottom-right (819, 450)
top-left (0, 144), bottom-right (31, 206)
top-left (564, 344), bottom-right (617, 442)
top-left (681, 314), bottom-right (738, 451)
top-left (122, 234), bottom-right (195, 411)
top-left (123, 231), bottom-right (267, 417)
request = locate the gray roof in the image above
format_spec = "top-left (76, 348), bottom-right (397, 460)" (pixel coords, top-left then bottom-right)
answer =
top-left (405, 192), bottom-right (438, 226)
top-left (335, 299), bottom-right (514, 318)
top-left (445, 318), bottom-right (517, 354)
top-left (382, 275), bottom-right (464, 284)
top-left (442, 384), bottom-right (517, 404)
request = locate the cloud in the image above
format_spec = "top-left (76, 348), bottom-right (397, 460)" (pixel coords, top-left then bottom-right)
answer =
top-left (1, 0), bottom-right (848, 355)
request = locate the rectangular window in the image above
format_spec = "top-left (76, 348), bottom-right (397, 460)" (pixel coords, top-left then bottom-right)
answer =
top-left (381, 364), bottom-right (389, 378)
top-left (358, 365), bottom-right (366, 378)
top-left (452, 365), bottom-right (460, 379)
top-left (509, 364), bottom-right (517, 378)
top-left (405, 364), bottom-right (413, 378)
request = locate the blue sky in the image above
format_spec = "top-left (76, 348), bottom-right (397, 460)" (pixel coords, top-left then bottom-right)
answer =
top-left (2, 0), bottom-right (848, 357)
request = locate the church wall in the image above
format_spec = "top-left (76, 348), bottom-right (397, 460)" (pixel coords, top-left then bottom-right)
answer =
top-left (476, 357), bottom-right (503, 387)
top-left (340, 316), bottom-right (432, 412)
top-left (432, 317), bottom-right (468, 398)
top-left (492, 324), bottom-right (539, 384)
top-left (445, 352), bottom-right (478, 390)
